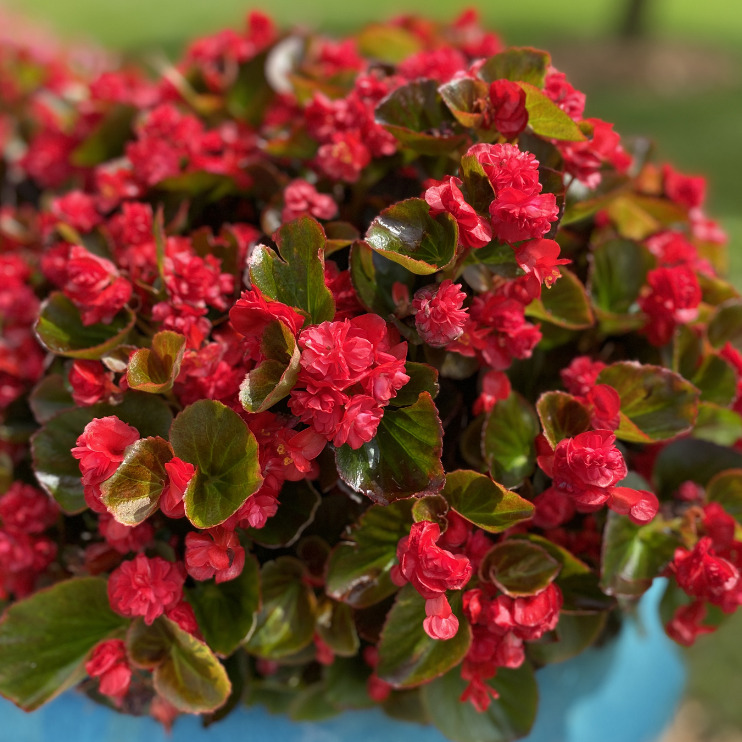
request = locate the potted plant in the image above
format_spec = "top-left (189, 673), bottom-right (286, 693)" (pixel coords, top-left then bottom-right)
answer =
top-left (0, 9), bottom-right (739, 742)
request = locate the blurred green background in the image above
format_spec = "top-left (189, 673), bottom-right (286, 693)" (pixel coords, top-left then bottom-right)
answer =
top-left (4, 0), bottom-right (742, 737)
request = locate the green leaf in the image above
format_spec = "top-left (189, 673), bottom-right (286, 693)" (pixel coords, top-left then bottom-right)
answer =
top-left (511, 533), bottom-right (614, 613)
top-left (443, 470), bottom-right (534, 533)
top-left (0, 577), bottom-right (128, 711)
top-left (606, 194), bottom-right (687, 241)
top-left (589, 238), bottom-right (654, 316)
top-left (364, 198), bottom-right (458, 276)
top-left (597, 361), bottom-right (699, 443)
top-left (480, 540), bottom-right (561, 596)
top-left (316, 599), bottom-right (360, 657)
top-left (477, 47), bottom-right (551, 87)
top-left (246, 479), bottom-right (321, 548)
top-left (226, 50), bottom-right (275, 127)
top-left (375, 80), bottom-right (467, 155)
top-left (708, 300), bottom-right (742, 351)
top-left (249, 216), bottom-right (335, 324)
top-left (527, 612), bottom-right (607, 665)
top-left (245, 557), bottom-right (317, 659)
top-left (29, 374), bottom-right (74, 424)
top-left (127, 617), bottom-right (231, 713)
top-left (288, 683), bottom-right (340, 722)
top-left (35, 292), bottom-right (135, 360)
top-left (325, 655), bottom-right (374, 710)
top-left (693, 403), bottom-right (742, 446)
top-left (391, 362), bottom-right (439, 408)
top-left (536, 391), bottom-right (591, 447)
top-left (706, 469), bottom-right (742, 524)
top-left (355, 24), bottom-right (423, 64)
top-left (239, 320), bottom-right (301, 413)
top-left (186, 555), bottom-right (261, 657)
top-left (377, 585), bottom-right (471, 688)
top-left (517, 82), bottom-right (586, 142)
top-left (169, 400), bottom-right (263, 528)
top-left (70, 104), bottom-right (136, 167)
top-left (335, 391), bottom-right (445, 504)
top-left (600, 512), bottom-right (680, 598)
top-left (691, 354), bottom-right (737, 406)
top-left (99, 436), bottom-right (172, 525)
top-left (349, 241), bottom-right (416, 315)
top-left (412, 494), bottom-right (449, 527)
top-left (459, 154), bottom-right (497, 215)
top-left (421, 664), bottom-right (538, 742)
top-left (654, 439), bottom-right (742, 499)
top-left (525, 268), bottom-right (594, 330)
top-left (325, 500), bottom-right (413, 608)
top-left (126, 331), bottom-right (186, 394)
top-left (439, 78), bottom-right (491, 129)
top-left (324, 221), bottom-right (360, 256)
top-left (31, 393), bottom-right (173, 513)
top-left (482, 392), bottom-right (539, 488)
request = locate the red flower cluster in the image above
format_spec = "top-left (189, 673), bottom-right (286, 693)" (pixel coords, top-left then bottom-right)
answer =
top-left (185, 526), bottom-right (245, 583)
top-left (538, 431), bottom-right (659, 524)
top-left (288, 315), bottom-right (409, 449)
top-left (85, 639), bottom-right (132, 703)
top-left (392, 521), bottom-right (473, 640)
top-left (461, 582), bottom-right (562, 712)
top-left (412, 280), bottom-right (469, 347)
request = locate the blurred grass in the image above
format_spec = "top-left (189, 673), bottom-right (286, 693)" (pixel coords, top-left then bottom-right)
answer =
top-left (5, 0), bottom-right (742, 733)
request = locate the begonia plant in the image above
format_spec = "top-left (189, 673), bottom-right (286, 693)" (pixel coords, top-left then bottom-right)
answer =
top-left (0, 9), bottom-right (740, 741)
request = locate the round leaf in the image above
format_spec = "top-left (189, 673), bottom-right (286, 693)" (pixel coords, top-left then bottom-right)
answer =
top-left (391, 362), bottom-right (439, 408)
top-left (443, 470), bottom-right (534, 533)
top-left (315, 599), bottom-right (360, 658)
top-left (480, 540), bottom-right (561, 596)
top-left (597, 361), bottom-right (699, 443)
top-left (363, 199), bottom-right (458, 276)
top-left (377, 585), bottom-right (471, 688)
top-left (169, 400), bottom-right (263, 528)
top-left (246, 557), bottom-right (317, 659)
top-left (35, 292), bottom-right (135, 360)
top-left (0, 577), bottom-right (128, 711)
top-left (536, 391), bottom-right (591, 447)
top-left (127, 616), bottom-right (231, 713)
top-left (127, 330), bottom-right (186, 394)
top-left (518, 82), bottom-right (586, 141)
top-left (525, 268), bottom-right (594, 330)
top-left (335, 391), bottom-right (445, 504)
top-left (477, 47), bottom-right (551, 87)
top-left (100, 436), bottom-right (173, 525)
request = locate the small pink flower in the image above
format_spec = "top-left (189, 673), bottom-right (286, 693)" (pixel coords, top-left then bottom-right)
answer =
top-left (185, 526), bottom-right (245, 583)
top-left (412, 280), bottom-right (469, 348)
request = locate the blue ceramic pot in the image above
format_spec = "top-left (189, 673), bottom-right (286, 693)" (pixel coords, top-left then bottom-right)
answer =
top-left (1, 580), bottom-right (684, 742)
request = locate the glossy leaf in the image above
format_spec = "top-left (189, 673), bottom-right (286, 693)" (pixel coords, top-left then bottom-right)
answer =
top-left (363, 199), bottom-right (458, 276)
top-left (35, 292), bottom-right (135, 360)
top-left (525, 269), bottom-right (594, 330)
top-left (443, 470), bottom-right (534, 533)
top-left (460, 154), bottom-right (497, 214)
top-left (412, 494), bottom-right (449, 527)
top-left (597, 362), bottom-right (699, 443)
top-left (335, 392), bottom-right (445, 504)
top-left (377, 585), bottom-right (471, 688)
top-left (0, 577), bottom-right (128, 711)
top-left (245, 557), bottom-right (317, 659)
top-left (127, 616), bottom-right (231, 713)
top-left (480, 540), bottom-right (561, 596)
top-left (100, 436), bottom-right (172, 525)
top-left (250, 216), bottom-right (335, 324)
top-left (482, 392), bottom-right (539, 488)
top-left (375, 80), bottom-right (467, 155)
top-left (325, 500), bottom-right (413, 608)
top-left (29, 374), bottom-right (74, 425)
top-left (186, 555), bottom-right (261, 657)
top-left (247, 479), bottom-right (321, 548)
top-left (391, 362), bottom-right (439, 408)
top-left (600, 513), bottom-right (680, 598)
top-left (349, 241), bottom-right (416, 316)
top-left (439, 78), bottom-right (491, 129)
top-left (239, 319), bottom-right (301, 413)
top-left (31, 393), bottom-right (173, 513)
top-left (169, 400), bottom-right (263, 528)
top-left (126, 331), bottom-right (186, 394)
top-left (536, 391), bottom-right (592, 447)
top-left (691, 354), bottom-right (737, 406)
top-left (477, 47), bottom-right (551, 87)
top-left (518, 82), bottom-right (586, 141)
top-left (421, 664), bottom-right (538, 742)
